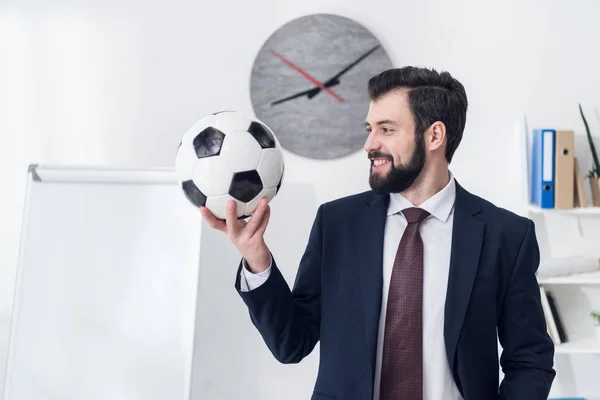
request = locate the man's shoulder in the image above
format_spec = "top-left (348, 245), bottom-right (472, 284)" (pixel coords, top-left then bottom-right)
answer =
top-left (465, 188), bottom-right (532, 236)
top-left (321, 190), bottom-right (378, 209)
top-left (316, 190), bottom-right (380, 219)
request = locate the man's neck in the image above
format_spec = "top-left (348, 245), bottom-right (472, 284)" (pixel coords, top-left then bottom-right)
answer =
top-left (399, 165), bottom-right (450, 207)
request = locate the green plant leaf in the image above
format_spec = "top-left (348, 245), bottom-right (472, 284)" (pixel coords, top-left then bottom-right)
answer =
top-left (580, 103), bottom-right (600, 178)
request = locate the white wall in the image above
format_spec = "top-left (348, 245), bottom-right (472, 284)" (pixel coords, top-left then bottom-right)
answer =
top-left (1, 0), bottom-right (600, 398)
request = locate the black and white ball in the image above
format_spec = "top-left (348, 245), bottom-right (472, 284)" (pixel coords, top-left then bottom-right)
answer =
top-left (175, 111), bottom-right (284, 220)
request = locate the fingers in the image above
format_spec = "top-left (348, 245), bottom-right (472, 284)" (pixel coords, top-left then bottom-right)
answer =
top-left (245, 198), bottom-right (269, 237)
top-left (201, 199), bottom-right (269, 243)
top-left (200, 206), bottom-right (226, 232)
top-left (225, 200), bottom-right (242, 239)
top-left (253, 203), bottom-right (271, 239)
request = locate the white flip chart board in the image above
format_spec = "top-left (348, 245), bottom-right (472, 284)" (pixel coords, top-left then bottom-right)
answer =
top-left (2, 165), bottom-right (202, 400)
top-left (3, 164), bottom-right (319, 400)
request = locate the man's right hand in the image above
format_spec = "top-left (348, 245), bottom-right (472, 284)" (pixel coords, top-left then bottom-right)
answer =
top-left (200, 198), bottom-right (272, 273)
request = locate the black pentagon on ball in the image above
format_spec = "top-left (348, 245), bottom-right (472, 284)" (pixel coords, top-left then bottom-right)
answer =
top-left (182, 180), bottom-right (207, 207)
top-left (229, 170), bottom-right (263, 203)
top-left (248, 121), bottom-right (276, 149)
top-left (193, 127), bottom-right (225, 158)
top-left (276, 164), bottom-right (284, 193)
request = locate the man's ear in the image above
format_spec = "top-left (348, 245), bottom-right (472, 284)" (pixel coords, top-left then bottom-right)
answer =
top-left (427, 121), bottom-right (446, 152)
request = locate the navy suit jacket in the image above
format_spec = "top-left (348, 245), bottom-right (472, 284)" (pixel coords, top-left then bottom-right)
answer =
top-left (235, 181), bottom-right (555, 400)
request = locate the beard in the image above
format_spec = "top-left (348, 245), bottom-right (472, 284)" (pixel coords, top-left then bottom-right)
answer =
top-left (368, 135), bottom-right (426, 195)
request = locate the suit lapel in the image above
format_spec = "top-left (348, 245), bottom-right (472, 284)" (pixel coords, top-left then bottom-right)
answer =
top-left (356, 191), bottom-right (388, 378)
top-left (444, 182), bottom-right (484, 375)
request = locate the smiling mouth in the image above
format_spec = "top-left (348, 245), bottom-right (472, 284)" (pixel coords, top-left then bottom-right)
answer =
top-left (371, 158), bottom-right (391, 171)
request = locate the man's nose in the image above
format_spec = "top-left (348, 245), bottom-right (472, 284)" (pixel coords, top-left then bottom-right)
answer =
top-left (364, 131), bottom-right (380, 153)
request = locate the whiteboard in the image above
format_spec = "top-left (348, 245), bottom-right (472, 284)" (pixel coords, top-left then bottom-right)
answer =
top-left (2, 165), bottom-right (202, 400)
top-left (2, 164), bottom-right (320, 400)
top-left (188, 174), bottom-right (320, 400)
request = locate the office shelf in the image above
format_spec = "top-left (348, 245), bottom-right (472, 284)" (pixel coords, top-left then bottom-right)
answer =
top-left (528, 204), bottom-right (600, 216)
top-left (538, 270), bottom-right (600, 285)
top-left (554, 337), bottom-right (600, 354)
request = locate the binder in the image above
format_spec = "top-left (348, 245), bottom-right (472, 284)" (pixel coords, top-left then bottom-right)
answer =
top-left (554, 130), bottom-right (574, 209)
top-left (531, 129), bottom-right (556, 208)
top-left (539, 286), bottom-right (561, 344)
top-left (546, 291), bottom-right (567, 343)
top-left (574, 157), bottom-right (587, 207)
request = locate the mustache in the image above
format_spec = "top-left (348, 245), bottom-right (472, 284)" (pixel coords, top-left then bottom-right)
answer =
top-left (368, 151), bottom-right (393, 161)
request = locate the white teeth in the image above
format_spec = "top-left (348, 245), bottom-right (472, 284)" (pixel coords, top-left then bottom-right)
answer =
top-left (373, 159), bottom-right (389, 166)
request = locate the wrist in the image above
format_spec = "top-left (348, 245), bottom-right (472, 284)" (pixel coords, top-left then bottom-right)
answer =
top-left (244, 249), bottom-right (270, 273)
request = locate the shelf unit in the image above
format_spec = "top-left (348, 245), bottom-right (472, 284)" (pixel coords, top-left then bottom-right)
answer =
top-left (554, 338), bottom-right (600, 355)
top-left (528, 205), bottom-right (600, 216)
top-left (537, 266), bottom-right (600, 355)
top-left (539, 270), bottom-right (600, 285)
top-left (527, 205), bottom-right (600, 399)
top-left (518, 118), bottom-right (600, 398)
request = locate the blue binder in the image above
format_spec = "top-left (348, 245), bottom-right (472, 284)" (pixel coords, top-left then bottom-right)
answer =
top-left (530, 129), bottom-right (556, 208)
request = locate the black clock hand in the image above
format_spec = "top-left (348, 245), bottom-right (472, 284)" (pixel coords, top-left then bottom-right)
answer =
top-left (305, 78), bottom-right (340, 98)
top-left (270, 78), bottom-right (340, 106)
top-left (270, 44), bottom-right (380, 106)
top-left (309, 44), bottom-right (381, 99)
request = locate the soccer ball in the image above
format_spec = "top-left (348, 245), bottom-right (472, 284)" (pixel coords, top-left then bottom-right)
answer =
top-left (175, 110), bottom-right (285, 220)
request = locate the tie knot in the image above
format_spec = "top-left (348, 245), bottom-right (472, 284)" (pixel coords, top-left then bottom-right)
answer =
top-left (402, 207), bottom-right (430, 224)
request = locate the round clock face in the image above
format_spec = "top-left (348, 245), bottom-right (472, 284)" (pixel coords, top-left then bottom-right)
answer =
top-left (249, 13), bottom-right (394, 160)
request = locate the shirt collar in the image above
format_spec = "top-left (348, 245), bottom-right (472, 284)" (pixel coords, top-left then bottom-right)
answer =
top-left (387, 172), bottom-right (456, 223)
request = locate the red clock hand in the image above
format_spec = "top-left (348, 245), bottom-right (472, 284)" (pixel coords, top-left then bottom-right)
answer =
top-left (268, 49), bottom-right (344, 102)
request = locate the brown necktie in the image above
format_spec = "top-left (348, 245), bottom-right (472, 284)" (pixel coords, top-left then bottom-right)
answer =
top-left (380, 207), bottom-right (430, 400)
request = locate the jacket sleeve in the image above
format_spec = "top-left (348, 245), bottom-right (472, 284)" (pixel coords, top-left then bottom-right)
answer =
top-left (234, 204), bottom-right (323, 364)
top-left (497, 219), bottom-right (556, 399)
top-left (239, 258), bottom-right (272, 292)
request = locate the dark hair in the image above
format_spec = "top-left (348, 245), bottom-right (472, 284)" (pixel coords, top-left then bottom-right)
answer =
top-left (367, 66), bottom-right (468, 163)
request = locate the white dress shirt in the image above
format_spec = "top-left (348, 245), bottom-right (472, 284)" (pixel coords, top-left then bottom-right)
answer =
top-left (239, 175), bottom-right (463, 400)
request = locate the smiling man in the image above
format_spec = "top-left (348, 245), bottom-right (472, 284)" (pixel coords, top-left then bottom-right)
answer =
top-left (200, 66), bottom-right (556, 400)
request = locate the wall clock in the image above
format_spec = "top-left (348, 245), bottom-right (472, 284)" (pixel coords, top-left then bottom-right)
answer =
top-left (249, 13), bottom-right (394, 160)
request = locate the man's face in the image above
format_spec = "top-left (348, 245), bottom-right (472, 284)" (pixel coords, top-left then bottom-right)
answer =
top-left (364, 89), bottom-right (426, 194)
